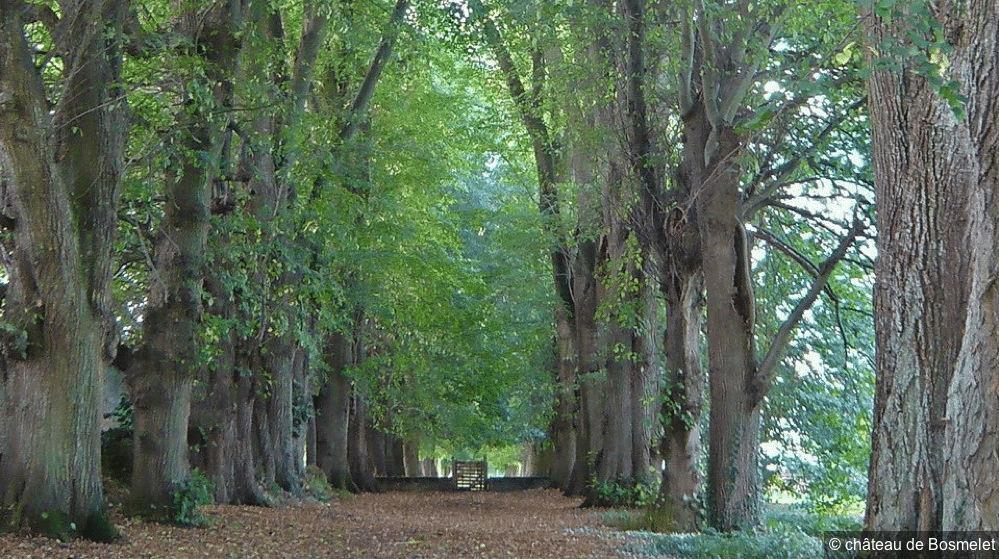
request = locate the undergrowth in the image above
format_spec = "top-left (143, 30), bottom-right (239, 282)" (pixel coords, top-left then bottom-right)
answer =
top-left (591, 478), bottom-right (660, 508)
top-left (610, 503), bottom-right (863, 558)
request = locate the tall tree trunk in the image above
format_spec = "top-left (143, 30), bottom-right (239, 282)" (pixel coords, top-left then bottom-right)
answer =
top-left (481, 17), bottom-right (589, 497)
top-left (547, 304), bottom-right (577, 490)
top-left (563, 146), bottom-right (603, 498)
top-left (252, 385), bottom-right (277, 490)
top-left (237, 0), bottom-right (302, 495)
top-left (592, 230), bottom-right (637, 495)
top-left (385, 430), bottom-right (407, 478)
top-left (568, 374), bottom-right (605, 496)
top-left (695, 120), bottom-right (761, 530)
top-left (656, 269), bottom-right (704, 530)
top-left (241, 0), bottom-right (330, 496)
top-left (266, 331), bottom-right (301, 493)
top-left (348, 396), bottom-right (379, 492)
top-left (700, 221), bottom-right (760, 532)
top-left (314, 333), bottom-right (356, 491)
top-left (127, 3), bottom-right (235, 511)
top-left (0, 0), bottom-right (125, 541)
top-left (944, 137), bottom-right (999, 528)
top-left (864, 4), bottom-right (973, 532)
top-left (403, 437), bottom-right (422, 477)
top-left (566, 234), bottom-right (604, 497)
top-left (128, 114), bottom-right (212, 514)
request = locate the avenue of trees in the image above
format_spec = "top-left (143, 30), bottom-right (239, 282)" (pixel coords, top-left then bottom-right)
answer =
top-left (0, 0), bottom-right (996, 542)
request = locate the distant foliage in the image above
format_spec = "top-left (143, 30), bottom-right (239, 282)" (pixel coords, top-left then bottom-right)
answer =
top-left (101, 395), bottom-right (133, 483)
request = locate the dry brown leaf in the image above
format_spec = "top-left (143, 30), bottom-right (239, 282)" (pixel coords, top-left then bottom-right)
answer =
top-left (0, 489), bottom-right (629, 559)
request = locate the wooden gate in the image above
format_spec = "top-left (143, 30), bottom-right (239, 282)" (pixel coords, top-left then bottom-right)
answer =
top-left (453, 458), bottom-right (487, 491)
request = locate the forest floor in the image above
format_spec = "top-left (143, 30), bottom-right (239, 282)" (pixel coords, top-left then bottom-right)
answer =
top-left (0, 488), bottom-right (636, 558)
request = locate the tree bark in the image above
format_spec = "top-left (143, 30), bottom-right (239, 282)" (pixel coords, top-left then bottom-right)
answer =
top-left (237, 0), bottom-right (303, 495)
top-left (656, 269), bottom-right (704, 530)
top-left (348, 396), bottom-right (379, 492)
top-left (546, 304), bottom-right (577, 490)
top-left (403, 438), bottom-right (422, 477)
top-left (664, 0), bottom-right (849, 529)
top-left (940, 0), bottom-right (999, 532)
top-left (128, 120), bottom-right (211, 513)
top-left (564, 148), bottom-right (603, 498)
top-left (385, 430), bottom-right (407, 478)
top-left (567, 232), bottom-right (603, 497)
top-left (696, 123), bottom-right (760, 531)
top-left (864, 4), bottom-right (973, 532)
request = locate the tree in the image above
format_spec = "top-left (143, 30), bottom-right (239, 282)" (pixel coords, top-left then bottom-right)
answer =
top-left (0, 0), bottom-right (126, 541)
top-left (472, 0), bottom-right (668, 502)
top-left (470, 0), bottom-right (584, 494)
top-left (310, 0), bottom-right (410, 492)
top-left (125, 0), bottom-right (236, 516)
top-left (755, 206), bottom-right (876, 512)
top-left (645, 0), bottom-right (869, 529)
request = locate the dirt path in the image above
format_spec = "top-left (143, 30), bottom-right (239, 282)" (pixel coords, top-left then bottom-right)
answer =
top-left (0, 489), bottom-right (628, 558)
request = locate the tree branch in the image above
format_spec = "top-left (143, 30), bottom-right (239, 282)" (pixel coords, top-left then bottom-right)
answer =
top-left (339, 0), bottom-right (410, 142)
top-left (753, 227), bottom-right (839, 303)
top-left (291, 0), bottom-right (327, 110)
top-left (752, 228), bottom-right (820, 277)
top-left (481, 16), bottom-right (558, 211)
top-left (742, 96), bottom-right (867, 219)
top-left (678, 4), bottom-right (696, 116)
top-left (752, 213), bottom-right (866, 399)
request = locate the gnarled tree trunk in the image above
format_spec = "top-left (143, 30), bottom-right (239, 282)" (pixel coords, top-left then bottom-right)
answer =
top-left (0, 0), bottom-right (126, 541)
top-left (189, 274), bottom-right (267, 506)
top-left (695, 122), bottom-right (760, 530)
top-left (656, 267), bottom-right (704, 530)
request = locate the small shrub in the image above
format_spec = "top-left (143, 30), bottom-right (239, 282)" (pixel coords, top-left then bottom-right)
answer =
top-left (168, 469), bottom-right (215, 526)
top-left (105, 394), bottom-right (134, 431)
top-left (591, 477), bottom-right (660, 508)
top-left (303, 465), bottom-right (333, 501)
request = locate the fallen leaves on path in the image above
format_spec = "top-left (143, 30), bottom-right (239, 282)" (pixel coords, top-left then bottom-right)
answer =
top-left (0, 489), bottom-right (628, 558)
